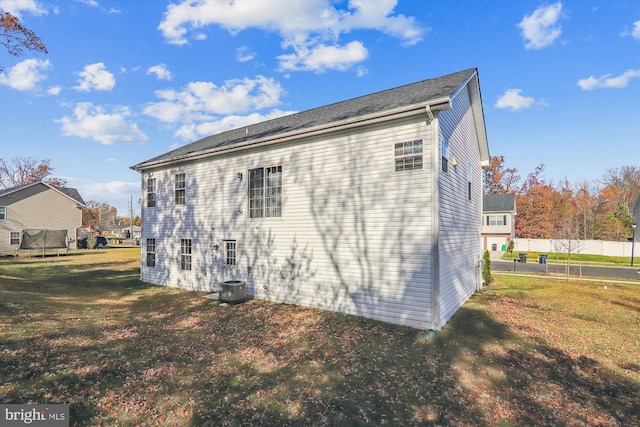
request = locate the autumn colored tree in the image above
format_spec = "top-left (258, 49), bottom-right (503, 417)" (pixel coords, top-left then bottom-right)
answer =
top-left (0, 157), bottom-right (67, 188)
top-left (483, 155), bottom-right (520, 194)
top-left (573, 181), bottom-right (599, 240)
top-left (0, 10), bottom-right (47, 71)
top-left (83, 201), bottom-right (118, 231)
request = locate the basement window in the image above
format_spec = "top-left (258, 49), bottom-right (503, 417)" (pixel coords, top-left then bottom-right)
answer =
top-left (224, 240), bottom-right (237, 266)
top-left (180, 238), bottom-right (192, 270)
top-left (394, 140), bottom-right (423, 171)
top-left (146, 238), bottom-right (156, 267)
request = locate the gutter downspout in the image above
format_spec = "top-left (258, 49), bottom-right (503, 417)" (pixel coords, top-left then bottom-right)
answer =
top-left (427, 105), bottom-right (441, 331)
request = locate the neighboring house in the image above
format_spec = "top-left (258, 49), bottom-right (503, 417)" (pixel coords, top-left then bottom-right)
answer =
top-left (131, 68), bottom-right (490, 331)
top-left (0, 181), bottom-right (86, 253)
top-left (481, 193), bottom-right (517, 251)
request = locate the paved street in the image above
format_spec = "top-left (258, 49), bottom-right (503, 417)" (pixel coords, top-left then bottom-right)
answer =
top-left (491, 258), bottom-right (640, 281)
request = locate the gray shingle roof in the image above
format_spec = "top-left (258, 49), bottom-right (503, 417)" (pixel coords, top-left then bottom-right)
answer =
top-left (133, 68), bottom-right (478, 170)
top-left (0, 181), bottom-right (85, 206)
top-left (483, 193), bottom-right (516, 212)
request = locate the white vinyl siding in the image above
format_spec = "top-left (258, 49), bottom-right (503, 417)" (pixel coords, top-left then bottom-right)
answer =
top-left (437, 84), bottom-right (483, 327)
top-left (139, 114), bottom-right (436, 329)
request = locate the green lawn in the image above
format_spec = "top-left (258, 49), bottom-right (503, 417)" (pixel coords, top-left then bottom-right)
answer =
top-left (1, 249), bottom-right (638, 426)
top-left (501, 250), bottom-right (634, 265)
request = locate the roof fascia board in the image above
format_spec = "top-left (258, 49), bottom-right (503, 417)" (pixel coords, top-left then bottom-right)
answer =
top-left (133, 96), bottom-right (453, 172)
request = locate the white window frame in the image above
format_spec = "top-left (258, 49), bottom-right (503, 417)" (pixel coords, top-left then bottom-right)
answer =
top-left (180, 238), bottom-right (192, 270)
top-left (146, 178), bottom-right (156, 208)
top-left (249, 166), bottom-right (282, 218)
top-left (224, 240), bottom-right (237, 266)
top-left (441, 140), bottom-right (449, 172)
top-left (487, 215), bottom-right (506, 226)
top-left (175, 173), bottom-right (186, 205)
top-left (0, 206), bottom-right (6, 220)
top-left (10, 231), bottom-right (20, 245)
top-left (146, 238), bottom-right (156, 267)
top-left (394, 140), bottom-right (423, 172)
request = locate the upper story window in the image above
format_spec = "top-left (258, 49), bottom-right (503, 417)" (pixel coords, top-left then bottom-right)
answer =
top-left (441, 140), bottom-right (449, 172)
top-left (175, 173), bottom-right (186, 205)
top-left (487, 215), bottom-right (507, 226)
top-left (10, 231), bottom-right (20, 245)
top-left (249, 166), bottom-right (282, 218)
top-left (0, 206), bottom-right (6, 220)
top-left (147, 178), bottom-right (156, 208)
top-left (180, 238), bottom-right (192, 270)
top-left (394, 140), bottom-right (423, 171)
top-left (146, 238), bottom-right (156, 267)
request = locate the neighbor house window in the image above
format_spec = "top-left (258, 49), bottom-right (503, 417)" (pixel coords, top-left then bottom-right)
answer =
top-left (394, 140), bottom-right (423, 171)
top-left (10, 231), bottom-right (20, 245)
top-left (224, 240), bottom-right (236, 266)
top-left (249, 166), bottom-right (282, 218)
top-left (0, 206), bottom-right (6, 220)
top-left (175, 173), bottom-right (186, 205)
top-left (180, 238), bottom-right (192, 270)
top-left (487, 215), bottom-right (506, 226)
top-left (146, 238), bottom-right (156, 267)
top-left (467, 162), bottom-right (473, 201)
top-left (147, 178), bottom-right (156, 208)
top-left (441, 140), bottom-right (449, 172)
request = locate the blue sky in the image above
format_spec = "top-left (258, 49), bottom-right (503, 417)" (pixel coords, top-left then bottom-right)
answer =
top-left (1, 0), bottom-right (639, 216)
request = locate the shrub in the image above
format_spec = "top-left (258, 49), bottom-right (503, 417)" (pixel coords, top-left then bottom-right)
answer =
top-left (86, 235), bottom-right (97, 250)
top-left (482, 250), bottom-right (491, 284)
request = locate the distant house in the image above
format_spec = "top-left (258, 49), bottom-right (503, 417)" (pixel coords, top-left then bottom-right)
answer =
top-left (0, 181), bottom-right (86, 253)
top-left (132, 68), bottom-right (490, 331)
top-left (481, 193), bottom-right (517, 251)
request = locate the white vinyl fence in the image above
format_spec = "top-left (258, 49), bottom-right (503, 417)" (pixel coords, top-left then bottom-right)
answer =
top-left (513, 238), bottom-right (638, 257)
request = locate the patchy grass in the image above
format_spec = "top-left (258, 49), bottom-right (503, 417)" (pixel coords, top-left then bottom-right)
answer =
top-left (1, 249), bottom-right (638, 426)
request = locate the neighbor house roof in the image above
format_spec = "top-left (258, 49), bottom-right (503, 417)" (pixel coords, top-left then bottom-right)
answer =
top-left (483, 193), bottom-right (516, 213)
top-left (132, 68), bottom-right (489, 171)
top-left (0, 181), bottom-right (86, 206)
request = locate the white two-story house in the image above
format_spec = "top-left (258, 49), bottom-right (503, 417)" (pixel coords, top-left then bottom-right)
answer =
top-left (481, 193), bottom-right (517, 252)
top-left (132, 68), bottom-right (491, 331)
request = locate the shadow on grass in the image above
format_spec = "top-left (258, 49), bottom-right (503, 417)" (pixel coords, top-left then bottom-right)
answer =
top-left (1, 276), bottom-right (639, 425)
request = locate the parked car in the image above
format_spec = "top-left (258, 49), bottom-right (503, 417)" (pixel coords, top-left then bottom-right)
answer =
top-left (77, 236), bottom-right (108, 249)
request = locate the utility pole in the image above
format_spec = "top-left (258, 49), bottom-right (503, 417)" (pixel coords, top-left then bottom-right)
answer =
top-left (130, 195), bottom-right (134, 245)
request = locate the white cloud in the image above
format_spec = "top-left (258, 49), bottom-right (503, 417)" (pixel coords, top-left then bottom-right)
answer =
top-left (0, 58), bottom-right (50, 91)
top-left (278, 40), bottom-right (368, 72)
top-left (622, 20), bottom-right (640, 39)
top-left (143, 75), bottom-right (285, 123)
top-left (77, 0), bottom-right (99, 6)
top-left (517, 2), bottom-right (564, 50)
top-left (174, 109), bottom-right (296, 141)
top-left (74, 180), bottom-right (139, 213)
top-left (56, 102), bottom-right (148, 145)
top-left (73, 62), bottom-right (116, 92)
top-left (577, 69), bottom-right (640, 90)
top-left (147, 64), bottom-right (173, 81)
top-left (158, 0), bottom-right (424, 72)
top-left (236, 45), bottom-right (255, 63)
top-left (494, 88), bottom-right (545, 110)
top-left (0, 0), bottom-right (47, 16)
top-left (47, 85), bottom-right (61, 95)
